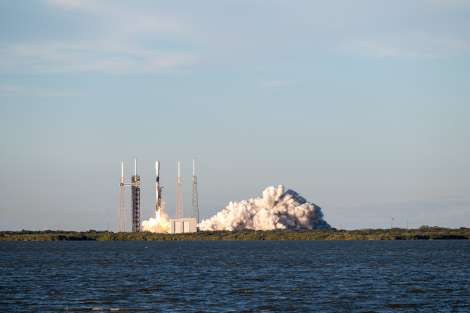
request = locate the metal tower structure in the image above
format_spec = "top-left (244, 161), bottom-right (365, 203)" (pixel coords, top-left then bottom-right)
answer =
top-left (131, 158), bottom-right (141, 232)
top-left (118, 161), bottom-right (127, 232)
top-left (175, 161), bottom-right (182, 219)
top-left (192, 159), bottom-right (199, 228)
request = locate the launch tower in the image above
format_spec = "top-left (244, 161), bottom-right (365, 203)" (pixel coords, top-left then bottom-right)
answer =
top-left (175, 161), bottom-right (182, 219)
top-left (131, 158), bottom-right (141, 232)
top-left (192, 159), bottom-right (199, 228)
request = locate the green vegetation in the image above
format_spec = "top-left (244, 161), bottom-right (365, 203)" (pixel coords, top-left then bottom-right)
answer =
top-left (0, 227), bottom-right (469, 241)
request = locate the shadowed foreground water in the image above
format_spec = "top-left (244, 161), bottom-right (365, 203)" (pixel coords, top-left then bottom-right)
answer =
top-left (1, 241), bottom-right (469, 312)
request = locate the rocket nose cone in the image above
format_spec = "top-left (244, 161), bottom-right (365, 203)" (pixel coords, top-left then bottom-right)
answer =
top-left (155, 160), bottom-right (160, 175)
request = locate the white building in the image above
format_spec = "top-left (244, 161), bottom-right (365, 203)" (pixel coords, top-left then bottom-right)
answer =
top-left (169, 218), bottom-right (197, 234)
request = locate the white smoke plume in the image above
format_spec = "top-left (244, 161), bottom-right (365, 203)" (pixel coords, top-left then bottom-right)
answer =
top-left (142, 210), bottom-right (171, 233)
top-left (199, 185), bottom-right (331, 231)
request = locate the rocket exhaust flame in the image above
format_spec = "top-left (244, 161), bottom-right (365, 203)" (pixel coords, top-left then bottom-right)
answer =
top-left (142, 210), bottom-right (171, 233)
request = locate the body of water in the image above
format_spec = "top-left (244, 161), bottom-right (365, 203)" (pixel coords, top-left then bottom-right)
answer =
top-left (1, 240), bottom-right (469, 312)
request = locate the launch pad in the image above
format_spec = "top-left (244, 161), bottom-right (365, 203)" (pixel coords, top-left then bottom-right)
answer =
top-left (118, 158), bottom-right (199, 233)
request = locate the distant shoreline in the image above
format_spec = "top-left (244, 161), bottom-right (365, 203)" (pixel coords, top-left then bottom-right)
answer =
top-left (1, 227), bottom-right (469, 241)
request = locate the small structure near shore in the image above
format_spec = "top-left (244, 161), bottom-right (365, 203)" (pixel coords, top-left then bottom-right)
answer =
top-left (169, 218), bottom-right (197, 234)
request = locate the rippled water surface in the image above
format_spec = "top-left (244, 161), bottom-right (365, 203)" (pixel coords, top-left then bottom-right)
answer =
top-left (1, 241), bottom-right (469, 312)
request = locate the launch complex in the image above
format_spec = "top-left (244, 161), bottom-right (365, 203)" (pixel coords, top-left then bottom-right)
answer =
top-left (118, 159), bottom-right (199, 234)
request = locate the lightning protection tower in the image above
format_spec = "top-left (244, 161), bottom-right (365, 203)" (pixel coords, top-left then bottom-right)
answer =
top-left (192, 159), bottom-right (199, 228)
top-left (131, 158), bottom-right (141, 232)
top-left (118, 161), bottom-right (127, 232)
top-left (175, 161), bottom-right (182, 219)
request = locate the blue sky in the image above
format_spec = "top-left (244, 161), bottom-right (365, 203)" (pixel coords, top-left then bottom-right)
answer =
top-left (0, 0), bottom-right (469, 230)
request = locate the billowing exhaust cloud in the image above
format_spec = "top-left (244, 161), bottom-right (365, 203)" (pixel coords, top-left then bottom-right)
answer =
top-left (199, 185), bottom-right (331, 231)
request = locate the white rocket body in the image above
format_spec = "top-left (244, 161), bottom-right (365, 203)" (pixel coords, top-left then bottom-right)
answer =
top-left (155, 160), bottom-right (162, 215)
top-left (177, 161), bottom-right (181, 184)
top-left (120, 161), bottom-right (124, 185)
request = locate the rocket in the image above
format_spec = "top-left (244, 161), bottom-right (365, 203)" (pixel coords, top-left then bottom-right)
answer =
top-left (120, 161), bottom-right (124, 186)
top-left (155, 160), bottom-right (162, 214)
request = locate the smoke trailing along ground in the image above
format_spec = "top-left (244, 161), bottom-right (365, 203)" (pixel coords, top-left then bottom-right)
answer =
top-left (142, 210), bottom-right (170, 233)
top-left (199, 185), bottom-right (331, 231)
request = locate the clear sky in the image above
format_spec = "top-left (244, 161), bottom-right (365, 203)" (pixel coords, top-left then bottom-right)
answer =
top-left (1, 0), bottom-right (469, 230)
